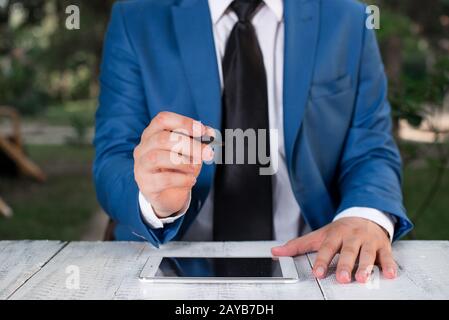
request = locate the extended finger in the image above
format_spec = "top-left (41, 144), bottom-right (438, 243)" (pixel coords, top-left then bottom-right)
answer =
top-left (355, 243), bottom-right (377, 283)
top-left (271, 229), bottom-right (325, 257)
top-left (336, 237), bottom-right (362, 284)
top-left (313, 234), bottom-right (342, 279)
top-left (378, 247), bottom-right (397, 279)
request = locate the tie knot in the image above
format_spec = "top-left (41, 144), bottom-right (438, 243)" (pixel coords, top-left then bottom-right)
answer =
top-left (230, 0), bottom-right (262, 22)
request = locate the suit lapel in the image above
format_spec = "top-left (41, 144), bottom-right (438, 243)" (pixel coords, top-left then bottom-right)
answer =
top-left (283, 0), bottom-right (320, 169)
top-left (171, 0), bottom-right (222, 131)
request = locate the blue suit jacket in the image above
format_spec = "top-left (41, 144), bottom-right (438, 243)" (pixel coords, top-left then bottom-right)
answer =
top-left (94, 0), bottom-right (413, 246)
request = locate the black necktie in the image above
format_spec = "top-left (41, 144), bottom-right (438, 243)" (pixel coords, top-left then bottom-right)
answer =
top-left (213, 0), bottom-right (273, 241)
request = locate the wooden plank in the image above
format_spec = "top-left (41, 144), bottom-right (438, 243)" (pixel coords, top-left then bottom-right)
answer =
top-left (117, 242), bottom-right (323, 300)
top-left (0, 241), bottom-right (66, 299)
top-left (308, 241), bottom-right (449, 300)
top-left (10, 241), bottom-right (323, 300)
top-left (9, 241), bottom-right (147, 300)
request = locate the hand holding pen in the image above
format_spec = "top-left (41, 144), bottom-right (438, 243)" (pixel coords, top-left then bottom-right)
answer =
top-left (133, 112), bottom-right (217, 219)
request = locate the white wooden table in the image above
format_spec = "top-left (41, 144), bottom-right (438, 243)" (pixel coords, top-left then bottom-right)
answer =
top-left (0, 241), bottom-right (448, 300)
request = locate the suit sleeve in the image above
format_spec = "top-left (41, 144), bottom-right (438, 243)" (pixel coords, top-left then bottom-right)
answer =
top-left (337, 22), bottom-right (413, 241)
top-left (93, 3), bottom-right (185, 246)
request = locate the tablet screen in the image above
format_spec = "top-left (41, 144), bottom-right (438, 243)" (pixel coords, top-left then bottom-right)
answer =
top-left (155, 257), bottom-right (283, 278)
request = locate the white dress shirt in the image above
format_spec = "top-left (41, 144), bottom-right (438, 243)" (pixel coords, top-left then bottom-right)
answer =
top-left (139, 0), bottom-right (395, 241)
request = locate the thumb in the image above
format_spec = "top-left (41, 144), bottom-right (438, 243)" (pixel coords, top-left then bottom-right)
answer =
top-left (271, 229), bottom-right (324, 257)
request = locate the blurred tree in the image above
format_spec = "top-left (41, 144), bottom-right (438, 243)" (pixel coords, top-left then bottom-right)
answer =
top-left (372, 0), bottom-right (449, 132)
top-left (0, 0), bottom-right (114, 114)
top-left (369, 1), bottom-right (449, 237)
top-left (406, 57), bottom-right (449, 238)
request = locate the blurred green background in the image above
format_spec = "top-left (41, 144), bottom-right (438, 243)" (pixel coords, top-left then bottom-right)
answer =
top-left (0, 0), bottom-right (448, 240)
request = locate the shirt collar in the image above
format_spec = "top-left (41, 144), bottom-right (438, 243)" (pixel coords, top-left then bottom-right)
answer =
top-left (208, 0), bottom-right (284, 25)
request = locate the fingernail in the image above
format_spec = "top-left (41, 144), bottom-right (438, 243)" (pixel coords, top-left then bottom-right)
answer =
top-left (387, 267), bottom-right (396, 277)
top-left (364, 268), bottom-right (372, 279)
top-left (358, 268), bottom-right (371, 282)
top-left (340, 270), bottom-right (350, 282)
top-left (315, 266), bottom-right (325, 277)
top-left (364, 265), bottom-right (373, 276)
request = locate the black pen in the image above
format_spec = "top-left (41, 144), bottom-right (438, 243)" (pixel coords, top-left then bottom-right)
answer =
top-left (173, 131), bottom-right (224, 146)
top-left (194, 135), bottom-right (223, 146)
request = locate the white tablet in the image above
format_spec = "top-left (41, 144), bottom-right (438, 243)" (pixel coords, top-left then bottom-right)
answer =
top-left (139, 256), bottom-right (299, 283)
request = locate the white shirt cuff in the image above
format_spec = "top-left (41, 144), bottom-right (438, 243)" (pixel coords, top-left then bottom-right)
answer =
top-left (333, 207), bottom-right (396, 242)
top-left (138, 192), bottom-right (190, 229)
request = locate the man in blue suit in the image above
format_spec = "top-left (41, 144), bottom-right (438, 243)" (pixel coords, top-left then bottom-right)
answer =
top-left (94, 0), bottom-right (413, 284)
